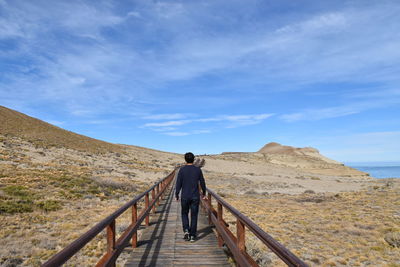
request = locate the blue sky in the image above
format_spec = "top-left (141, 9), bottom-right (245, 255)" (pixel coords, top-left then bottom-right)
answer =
top-left (1, 0), bottom-right (400, 162)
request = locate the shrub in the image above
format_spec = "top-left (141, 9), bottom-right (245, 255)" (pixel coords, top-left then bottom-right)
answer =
top-left (0, 257), bottom-right (23, 267)
top-left (3, 185), bottom-right (32, 199)
top-left (0, 199), bottom-right (34, 214)
top-left (36, 200), bottom-right (62, 212)
top-left (90, 176), bottom-right (137, 192)
top-left (0, 185), bottom-right (36, 214)
top-left (385, 232), bottom-right (400, 248)
top-left (245, 189), bottom-right (257, 195)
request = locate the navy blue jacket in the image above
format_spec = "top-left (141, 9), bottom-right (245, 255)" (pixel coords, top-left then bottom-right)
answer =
top-left (175, 165), bottom-right (206, 200)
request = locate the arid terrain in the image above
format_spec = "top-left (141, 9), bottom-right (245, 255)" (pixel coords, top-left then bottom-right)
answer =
top-left (0, 106), bottom-right (182, 266)
top-left (1, 105), bottom-right (399, 267)
top-left (202, 144), bottom-right (399, 266)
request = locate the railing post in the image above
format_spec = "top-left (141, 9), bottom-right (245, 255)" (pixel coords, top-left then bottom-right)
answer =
top-left (132, 202), bottom-right (137, 248)
top-left (156, 184), bottom-right (160, 205)
top-left (207, 193), bottom-right (212, 225)
top-left (199, 185), bottom-right (204, 211)
top-left (145, 192), bottom-right (150, 226)
top-left (237, 218), bottom-right (245, 252)
top-left (107, 220), bottom-right (116, 267)
top-left (152, 188), bottom-right (156, 213)
top-left (217, 202), bottom-right (223, 247)
top-left (160, 181), bottom-right (164, 200)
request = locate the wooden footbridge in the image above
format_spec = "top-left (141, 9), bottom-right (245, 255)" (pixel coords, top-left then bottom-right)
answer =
top-left (43, 164), bottom-right (308, 267)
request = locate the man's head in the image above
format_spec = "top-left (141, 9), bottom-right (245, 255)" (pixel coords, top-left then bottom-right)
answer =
top-left (184, 152), bottom-right (195, 164)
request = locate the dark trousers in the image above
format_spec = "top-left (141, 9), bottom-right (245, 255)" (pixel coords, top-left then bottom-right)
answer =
top-left (181, 198), bottom-right (200, 237)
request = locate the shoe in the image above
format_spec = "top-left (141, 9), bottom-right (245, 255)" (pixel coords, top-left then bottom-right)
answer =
top-left (189, 236), bottom-right (196, 242)
top-left (183, 231), bottom-right (189, 241)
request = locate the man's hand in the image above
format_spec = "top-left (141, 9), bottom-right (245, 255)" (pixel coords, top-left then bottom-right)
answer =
top-left (202, 195), bottom-right (207, 200)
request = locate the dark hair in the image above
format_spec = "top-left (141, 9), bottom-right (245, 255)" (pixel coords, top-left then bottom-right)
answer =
top-left (184, 152), bottom-right (195, 163)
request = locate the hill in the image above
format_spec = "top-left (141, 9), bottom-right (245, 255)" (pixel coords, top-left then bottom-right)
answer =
top-left (0, 105), bottom-right (123, 153)
top-left (258, 142), bottom-right (318, 154)
top-left (218, 142), bottom-right (366, 179)
top-left (258, 142), bottom-right (341, 165)
top-left (0, 105), bottom-right (182, 265)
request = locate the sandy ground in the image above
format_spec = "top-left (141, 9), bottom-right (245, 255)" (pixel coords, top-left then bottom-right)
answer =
top-left (202, 152), bottom-right (372, 195)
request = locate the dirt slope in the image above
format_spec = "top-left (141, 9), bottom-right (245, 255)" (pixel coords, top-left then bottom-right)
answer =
top-left (0, 105), bottom-right (123, 153)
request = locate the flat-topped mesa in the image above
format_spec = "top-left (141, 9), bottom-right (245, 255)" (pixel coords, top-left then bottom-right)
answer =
top-left (257, 142), bottom-right (345, 167)
top-left (258, 142), bottom-right (319, 154)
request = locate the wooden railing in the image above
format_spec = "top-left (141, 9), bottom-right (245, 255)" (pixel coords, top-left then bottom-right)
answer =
top-left (200, 188), bottom-right (309, 267)
top-left (42, 170), bottom-right (176, 267)
top-left (42, 163), bottom-right (308, 267)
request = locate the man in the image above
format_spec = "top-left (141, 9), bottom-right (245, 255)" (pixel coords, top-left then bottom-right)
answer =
top-left (175, 152), bottom-right (207, 242)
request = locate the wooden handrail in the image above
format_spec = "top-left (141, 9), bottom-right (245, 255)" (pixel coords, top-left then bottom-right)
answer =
top-left (42, 170), bottom-right (176, 267)
top-left (200, 188), bottom-right (309, 267)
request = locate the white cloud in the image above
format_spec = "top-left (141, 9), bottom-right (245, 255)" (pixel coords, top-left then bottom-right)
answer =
top-left (138, 2), bottom-right (400, 87)
top-left (280, 106), bottom-right (359, 122)
top-left (280, 95), bottom-right (400, 122)
top-left (152, 127), bottom-right (177, 132)
top-left (276, 12), bottom-right (347, 35)
top-left (222, 114), bottom-right (274, 128)
top-left (141, 113), bottom-right (273, 134)
top-left (196, 113), bottom-right (273, 124)
top-left (143, 113), bottom-right (273, 128)
top-left (143, 120), bottom-right (191, 127)
top-left (1, 0), bottom-right (400, 122)
top-left (192, 130), bottom-right (211, 134)
top-left (0, 0), bottom-right (142, 116)
top-left (0, 18), bottom-right (24, 39)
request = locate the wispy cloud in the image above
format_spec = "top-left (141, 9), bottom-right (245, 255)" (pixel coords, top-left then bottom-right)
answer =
top-left (280, 92), bottom-right (400, 122)
top-left (280, 106), bottom-right (360, 122)
top-left (142, 113), bottom-right (273, 135)
top-left (196, 114), bottom-right (273, 124)
top-left (163, 132), bottom-right (190, 137)
top-left (222, 114), bottom-right (274, 128)
top-left (2, 0), bottom-right (400, 117)
top-left (143, 120), bottom-right (191, 128)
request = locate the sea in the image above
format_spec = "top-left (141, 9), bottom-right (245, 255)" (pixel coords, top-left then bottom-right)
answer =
top-left (347, 162), bottom-right (400, 179)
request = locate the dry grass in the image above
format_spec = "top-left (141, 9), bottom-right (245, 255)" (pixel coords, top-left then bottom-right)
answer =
top-left (0, 162), bottom-right (145, 266)
top-left (221, 183), bottom-right (400, 266)
top-left (0, 130), bottom-right (181, 266)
